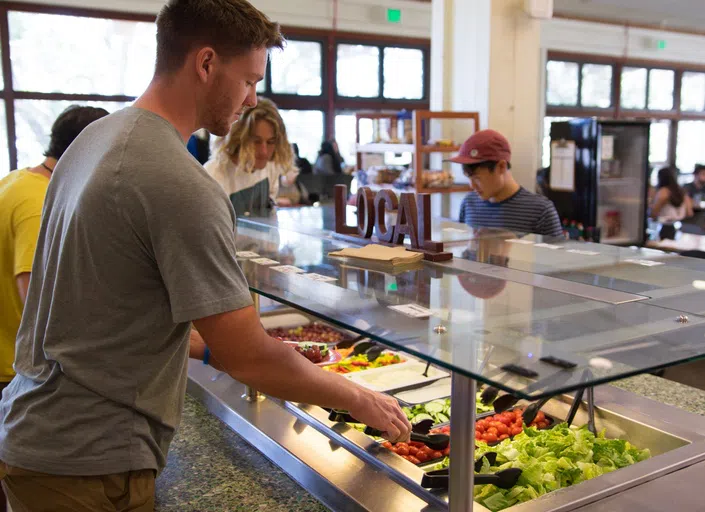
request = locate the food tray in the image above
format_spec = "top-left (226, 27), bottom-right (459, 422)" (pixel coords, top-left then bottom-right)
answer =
top-left (262, 312), bottom-right (359, 347)
top-left (324, 350), bottom-right (410, 375)
top-left (282, 341), bottom-right (343, 366)
top-left (394, 378), bottom-right (451, 405)
top-left (344, 361), bottom-right (449, 393)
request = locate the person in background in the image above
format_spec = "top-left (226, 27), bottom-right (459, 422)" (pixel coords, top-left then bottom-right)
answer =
top-left (684, 163), bottom-right (705, 202)
top-left (292, 143), bottom-right (312, 175)
top-left (187, 129), bottom-right (211, 165)
top-left (313, 139), bottom-right (344, 175)
top-left (651, 166), bottom-right (693, 223)
top-left (452, 129), bottom-right (563, 237)
top-left (205, 97), bottom-right (299, 216)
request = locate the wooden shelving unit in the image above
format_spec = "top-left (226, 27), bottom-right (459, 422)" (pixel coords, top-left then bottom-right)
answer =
top-left (354, 110), bottom-right (480, 195)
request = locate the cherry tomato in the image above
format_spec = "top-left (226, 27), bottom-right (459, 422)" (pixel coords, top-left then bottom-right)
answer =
top-left (408, 446), bottom-right (419, 456)
top-left (396, 446), bottom-right (409, 456)
top-left (511, 426), bottom-right (523, 436)
top-left (499, 416), bottom-right (513, 426)
top-left (483, 433), bottom-right (498, 443)
top-left (408, 456), bottom-right (421, 465)
top-left (537, 421), bottom-right (549, 429)
top-left (536, 411), bottom-right (546, 422)
top-left (409, 441), bottom-right (425, 448)
top-left (475, 432), bottom-right (483, 441)
top-left (496, 424), bottom-right (509, 435)
top-left (401, 455), bottom-right (410, 461)
top-left (499, 434), bottom-right (509, 441)
top-left (443, 447), bottom-right (451, 456)
top-left (430, 451), bottom-right (443, 460)
top-left (416, 451), bottom-right (428, 462)
top-left (382, 442), bottom-right (392, 449)
top-left (487, 427), bottom-right (498, 436)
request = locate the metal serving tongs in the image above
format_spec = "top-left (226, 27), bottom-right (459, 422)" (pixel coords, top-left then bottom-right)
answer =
top-left (565, 369), bottom-right (596, 434)
top-left (421, 453), bottom-right (523, 490)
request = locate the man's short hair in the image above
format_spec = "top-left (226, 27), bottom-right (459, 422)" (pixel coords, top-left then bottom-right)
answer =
top-left (45, 106), bottom-right (109, 160)
top-left (155, 0), bottom-right (285, 76)
top-left (695, 163), bottom-right (705, 175)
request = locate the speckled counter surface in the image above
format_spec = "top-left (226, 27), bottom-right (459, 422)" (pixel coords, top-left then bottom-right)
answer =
top-left (154, 373), bottom-right (705, 512)
top-left (154, 395), bottom-right (329, 512)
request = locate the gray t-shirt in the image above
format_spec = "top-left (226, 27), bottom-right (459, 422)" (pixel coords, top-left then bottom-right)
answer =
top-left (0, 107), bottom-right (252, 476)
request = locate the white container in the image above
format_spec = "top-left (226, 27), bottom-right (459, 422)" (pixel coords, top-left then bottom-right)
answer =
top-left (345, 361), bottom-right (449, 392)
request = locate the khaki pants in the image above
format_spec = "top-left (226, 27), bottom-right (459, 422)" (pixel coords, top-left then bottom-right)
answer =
top-left (0, 462), bottom-right (155, 512)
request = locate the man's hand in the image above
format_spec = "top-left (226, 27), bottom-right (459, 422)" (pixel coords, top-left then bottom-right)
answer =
top-left (349, 388), bottom-right (411, 443)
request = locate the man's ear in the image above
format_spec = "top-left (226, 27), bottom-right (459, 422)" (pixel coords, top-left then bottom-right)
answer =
top-left (497, 160), bottom-right (509, 175)
top-left (195, 47), bottom-right (217, 83)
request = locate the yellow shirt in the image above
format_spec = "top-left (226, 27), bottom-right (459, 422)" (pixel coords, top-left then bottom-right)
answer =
top-left (0, 169), bottom-right (49, 382)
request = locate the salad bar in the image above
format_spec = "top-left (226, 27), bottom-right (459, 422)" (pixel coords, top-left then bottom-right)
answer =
top-left (187, 211), bottom-right (705, 512)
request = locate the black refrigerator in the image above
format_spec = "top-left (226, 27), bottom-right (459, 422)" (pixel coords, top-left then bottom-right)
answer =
top-left (547, 119), bottom-right (650, 246)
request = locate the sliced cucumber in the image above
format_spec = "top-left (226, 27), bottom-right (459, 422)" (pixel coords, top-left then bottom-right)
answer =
top-left (411, 413), bottom-right (434, 424)
top-left (424, 401), bottom-right (445, 414)
top-left (437, 413), bottom-right (450, 423)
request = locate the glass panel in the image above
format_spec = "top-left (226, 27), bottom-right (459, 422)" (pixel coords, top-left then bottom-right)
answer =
top-left (648, 69), bottom-right (675, 110)
top-left (541, 116), bottom-right (572, 168)
top-left (681, 72), bottom-right (705, 112)
top-left (546, 60), bottom-right (578, 106)
top-left (0, 103), bottom-right (8, 179)
top-left (337, 44), bottom-right (380, 98)
top-left (383, 47), bottom-right (423, 100)
top-left (233, 221), bottom-right (705, 399)
top-left (580, 64), bottom-right (612, 108)
top-left (649, 120), bottom-right (670, 164)
top-left (256, 78), bottom-right (266, 94)
top-left (15, 100), bottom-right (129, 169)
top-left (270, 40), bottom-right (322, 96)
top-left (9, 11), bottom-right (155, 96)
top-left (621, 67), bottom-right (647, 109)
top-left (676, 120), bottom-right (705, 174)
top-left (279, 109), bottom-right (324, 164)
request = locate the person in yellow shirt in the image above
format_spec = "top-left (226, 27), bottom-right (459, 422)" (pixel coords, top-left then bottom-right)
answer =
top-left (0, 105), bottom-right (108, 389)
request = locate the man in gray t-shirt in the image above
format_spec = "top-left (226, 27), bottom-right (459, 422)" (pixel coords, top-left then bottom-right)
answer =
top-left (0, 1), bottom-right (410, 509)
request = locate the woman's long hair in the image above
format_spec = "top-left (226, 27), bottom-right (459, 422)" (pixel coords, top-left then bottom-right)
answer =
top-left (657, 166), bottom-right (685, 208)
top-left (318, 140), bottom-right (343, 174)
top-left (213, 97), bottom-right (294, 173)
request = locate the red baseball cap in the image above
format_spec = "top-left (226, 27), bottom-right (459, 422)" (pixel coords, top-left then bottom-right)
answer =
top-left (448, 129), bottom-right (512, 165)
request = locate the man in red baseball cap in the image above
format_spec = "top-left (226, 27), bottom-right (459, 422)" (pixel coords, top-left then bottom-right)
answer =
top-left (450, 129), bottom-right (563, 237)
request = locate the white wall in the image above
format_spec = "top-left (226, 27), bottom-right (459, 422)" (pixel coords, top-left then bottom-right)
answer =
top-left (541, 17), bottom-right (705, 66)
top-left (12, 0), bottom-right (432, 38)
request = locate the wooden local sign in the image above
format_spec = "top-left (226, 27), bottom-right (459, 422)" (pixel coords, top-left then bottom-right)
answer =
top-left (333, 185), bottom-right (452, 262)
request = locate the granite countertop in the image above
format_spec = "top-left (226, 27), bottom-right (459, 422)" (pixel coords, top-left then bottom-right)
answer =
top-left (155, 374), bottom-right (705, 512)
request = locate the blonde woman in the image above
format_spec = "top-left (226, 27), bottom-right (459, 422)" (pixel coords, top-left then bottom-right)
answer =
top-left (205, 98), bottom-right (299, 216)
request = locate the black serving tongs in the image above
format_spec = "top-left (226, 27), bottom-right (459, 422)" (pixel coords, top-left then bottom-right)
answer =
top-left (364, 426), bottom-right (450, 451)
top-left (421, 453), bottom-right (523, 490)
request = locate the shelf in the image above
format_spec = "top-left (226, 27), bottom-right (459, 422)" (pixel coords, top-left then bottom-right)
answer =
top-left (417, 185), bottom-right (472, 194)
top-left (602, 236), bottom-right (635, 245)
top-left (419, 145), bottom-right (461, 153)
top-left (356, 143), bottom-right (414, 154)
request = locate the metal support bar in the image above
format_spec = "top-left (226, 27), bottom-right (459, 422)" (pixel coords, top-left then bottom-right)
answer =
top-left (449, 373), bottom-right (477, 512)
top-left (244, 291), bottom-right (263, 402)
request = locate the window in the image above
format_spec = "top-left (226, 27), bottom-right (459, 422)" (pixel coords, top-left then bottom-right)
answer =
top-left (581, 64), bottom-right (612, 108)
top-left (0, 7), bottom-right (430, 174)
top-left (383, 47), bottom-right (423, 100)
top-left (9, 11), bottom-right (155, 96)
top-left (279, 110), bottom-right (324, 164)
top-left (14, 100), bottom-right (129, 169)
top-left (621, 67), bottom-right (647, 109)
top-left (546, 60), bottom-right (579, 106)
top-left (681, 72), bottom-right (705, 112)
top-left (270, 40), bottom-right (322, 96)
top-left (337, 44), bottom-right (380, 98)
top-left (649, 120), bottom-right (670, 165)
top-left (676, 121), bottom-right (705, 174)
top-left (648, 69), bottom-right (675, 111)
top-left (0, 103), bottom-right (7, 178)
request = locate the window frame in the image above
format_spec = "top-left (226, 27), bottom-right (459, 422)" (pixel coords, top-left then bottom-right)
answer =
top-left (546, 50), bottom-right (705, 171)
top-left (0, 3), bottom-right (431, 172)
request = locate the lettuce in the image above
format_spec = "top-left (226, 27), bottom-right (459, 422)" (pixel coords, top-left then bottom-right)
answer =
top-left (432, 423), bottom-right (651, 511)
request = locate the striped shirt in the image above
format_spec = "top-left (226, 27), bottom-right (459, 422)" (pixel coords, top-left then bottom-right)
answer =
top-left (459, 187), bottom-right (563, 237)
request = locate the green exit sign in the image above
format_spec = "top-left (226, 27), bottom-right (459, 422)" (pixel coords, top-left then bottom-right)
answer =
top-left (657, 39), bottom-right (667, 50)
top-left (387, 8), bottom-right (402, 23)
